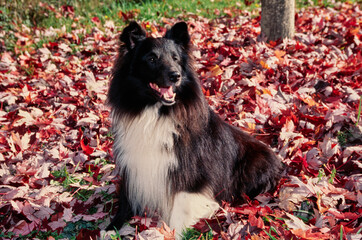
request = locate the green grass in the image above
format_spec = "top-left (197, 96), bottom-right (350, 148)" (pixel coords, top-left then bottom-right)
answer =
top-left (1, 0), bottom-right (253, 28)
top-left (1, 0), bottom-right (359, 53)
top-left (1, 0), bottom-right (358, 29)
top-left (263, 229), bottom-right (279, 240)
top-left (0, 0), bottom-right (253, 42)
top-left (47, 164), bottom-right (114, 239)
top-left (296, 0), bottom-right (358, 8)
top-left (103, 227), bottom-right (123, 240)
top-left (318, 167), bottom-right (337, 184)
top-left (0, 230), bottom-right (61, 240)
top-left (181, 228), bottom-right (214, 240)
top-left (293, 200), bottom-right (315, 223)
top-left (51, 164), bottom-right (103, 202)
top-left (51, 166), bottom-right (80, 187)
top-left (356, 96), bottom-right (362, 125)
top-left (61, 220), bottom-right (102, 240)
top-left (337, 129), bottom-right (353, 147)
top-left (0, 219), bottom-right (103, 240)
top-left (1, 0), bottom-right (359, 31)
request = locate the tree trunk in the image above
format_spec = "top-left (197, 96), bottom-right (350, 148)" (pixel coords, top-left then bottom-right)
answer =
top-left (261, 0), bottom-right (295, 42)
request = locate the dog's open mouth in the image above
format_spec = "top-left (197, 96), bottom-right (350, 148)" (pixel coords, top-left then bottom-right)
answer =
top-left (149, 83), bottom-right (176, 106)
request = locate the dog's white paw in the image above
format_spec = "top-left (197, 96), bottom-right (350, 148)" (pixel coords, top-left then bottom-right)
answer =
top-left (169, 191), bottom-right (219, 239)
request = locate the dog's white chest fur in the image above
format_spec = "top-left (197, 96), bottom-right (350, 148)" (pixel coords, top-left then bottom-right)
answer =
top-left (112, 104), bottom-right (178, 218)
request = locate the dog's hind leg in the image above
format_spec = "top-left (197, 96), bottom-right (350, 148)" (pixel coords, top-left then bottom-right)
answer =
top-left (169, 191), bottom-right (219, 239)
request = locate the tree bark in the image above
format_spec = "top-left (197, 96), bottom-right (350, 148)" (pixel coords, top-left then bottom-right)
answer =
top-left (261, 0), bottom-right (295, 42)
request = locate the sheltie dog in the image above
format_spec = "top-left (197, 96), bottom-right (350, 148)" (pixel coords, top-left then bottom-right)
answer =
top-left (106, 21), bottom-right (282, 237)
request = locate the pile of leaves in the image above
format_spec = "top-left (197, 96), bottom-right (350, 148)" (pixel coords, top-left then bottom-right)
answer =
top-left (0, 2), bottom-right (361, 240)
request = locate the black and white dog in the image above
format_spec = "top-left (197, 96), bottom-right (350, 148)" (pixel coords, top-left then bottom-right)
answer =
top-left (106, 21), bottom-right (282, 236)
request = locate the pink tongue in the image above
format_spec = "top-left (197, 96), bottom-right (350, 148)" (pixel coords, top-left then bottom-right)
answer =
top-left (160, 86), bottom-right (174, 98)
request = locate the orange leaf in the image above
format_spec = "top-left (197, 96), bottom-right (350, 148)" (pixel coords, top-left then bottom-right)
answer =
top-left (316, 193), bottom-right (328, 213)
top-left (275, 49), bottom-right (286, 61)
top-left (260, 60), bottom-right (269, 69)
top-left (262, 88), bottom-right (272, 96)
top-left (350, 27), bottom-right (360, 35)
top-left (117, 10), bottom-right (124, 19)
top-left (25, 93), bottom-right (32, 103)
top-left (302, 96), bottom-right (317, 107)
top-left (157, 222), bottom-right (175, 240)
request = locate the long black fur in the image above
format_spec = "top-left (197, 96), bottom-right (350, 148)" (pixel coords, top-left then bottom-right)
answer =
top-left (107, 21), bottom-right (282, 231)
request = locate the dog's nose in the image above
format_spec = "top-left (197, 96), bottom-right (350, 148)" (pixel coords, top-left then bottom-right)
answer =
top-left (169, 72), bottom-right (181, 83)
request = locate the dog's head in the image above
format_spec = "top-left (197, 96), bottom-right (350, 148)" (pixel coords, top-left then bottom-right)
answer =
top-left (120, 22), bottom-right (191, 106)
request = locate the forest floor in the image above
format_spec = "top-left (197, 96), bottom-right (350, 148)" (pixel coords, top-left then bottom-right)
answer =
top-left (0, 1), bottom-right (361, 239)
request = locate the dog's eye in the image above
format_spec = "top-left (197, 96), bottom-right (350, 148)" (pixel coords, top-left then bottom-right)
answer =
top-left (148, 55), bottom-right (157, 63)
top-left (172, 55), bottom-right (179, 61)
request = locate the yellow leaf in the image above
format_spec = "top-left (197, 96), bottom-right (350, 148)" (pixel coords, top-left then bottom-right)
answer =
top-left (260, 60), bottom-right (269, 69)
top-left (262, 88), bottom-right (272, 96)
top-left (316, 192), bottom-right (328, 213)
top-left (208, 65), bottom-right (223, 77)
top-left (247, 122), bottom-right (256, 131)
top-left (302, 96), bottom-right (317, 107)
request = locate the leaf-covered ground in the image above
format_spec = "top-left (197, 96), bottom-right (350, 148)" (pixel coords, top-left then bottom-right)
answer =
top-left (0, 2), bottom-right (361, 240)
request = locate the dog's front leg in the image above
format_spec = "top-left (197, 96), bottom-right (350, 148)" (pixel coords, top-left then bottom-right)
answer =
top-left (106, 187), bottom-right (133, 231)
top-left (169, 191), bottom-right (219, 239)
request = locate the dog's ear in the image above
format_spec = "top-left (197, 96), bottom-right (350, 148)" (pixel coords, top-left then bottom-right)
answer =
top-left (165, 22), bottom-right (190, 47)
top-left (120, 21), bottom-right (146, 50)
